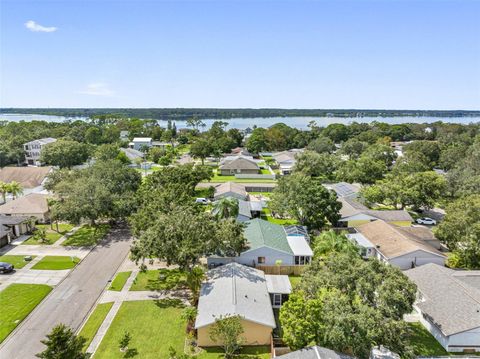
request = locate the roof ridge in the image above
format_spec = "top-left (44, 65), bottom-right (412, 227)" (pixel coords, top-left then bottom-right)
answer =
top-left (449, 271), bottom-right (480, 308)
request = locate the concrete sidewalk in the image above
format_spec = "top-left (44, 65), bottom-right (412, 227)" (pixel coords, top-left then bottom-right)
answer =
top-left (0, 244), bottom-right (90, 259)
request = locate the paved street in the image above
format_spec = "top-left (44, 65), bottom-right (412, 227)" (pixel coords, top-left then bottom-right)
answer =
top-left (0, 225), bottom-right (132, 358)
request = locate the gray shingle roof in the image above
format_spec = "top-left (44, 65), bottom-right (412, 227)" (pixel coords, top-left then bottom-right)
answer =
top-left (238, 199), bottom-right (253, 219)
top-left (195, 263), bottom-right (276, 329)
top-left (405, 263), bottom-right (480, 336)
top-left (219, 157), bottom-right (259, 170)
top-left (278, 346), bottom-right (354, 359)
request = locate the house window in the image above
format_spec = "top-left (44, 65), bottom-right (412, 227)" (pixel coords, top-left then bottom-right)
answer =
top-left (257, 257), bottom-right (266, 264)
top-left (294, 256), bottom-right (311, 265)
top-left (273, 293), bottom-right (282, 307)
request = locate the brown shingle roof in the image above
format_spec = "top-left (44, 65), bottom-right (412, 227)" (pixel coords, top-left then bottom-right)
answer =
top-left (0, 193), bottom-right (50, 215)
top-left (0, 167), bottom-right (52, 188)
top-left (356, 220), bottom-right (445, 259)
top-left (214, 182), bottom-right (247, 197)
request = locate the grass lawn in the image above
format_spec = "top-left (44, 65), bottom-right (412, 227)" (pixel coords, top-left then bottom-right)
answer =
top-left (406, 322), bottom-right (450, 356)
top-left (94, 300), bottom-right (186, 359)
top-left (0, 284), bottom-right (52, 343)
top-left (261, 208), bottom-right (298, 225)
top-left (78, 302), bottom-right (114, 351)
top-left (109, 271), bottom-right (132, 291)
top-left (23, 223), bottom-right (75, 245)
top-left (31, 255), bottom-right (80, 270)
top-left (130, 269), bottom-right (187, 291)
top-left (62, 224), bottom-right (110, 247)
top-left (289, 275), bottom-right (302, 287)
top-left (205, 170), bottom-right (277, 184)
top-left (197, 346), bottom-right (271, 359)
top-left (0, 255), bottom-right (35, 269)
top-left (260, 169), bottom-right (272, 175)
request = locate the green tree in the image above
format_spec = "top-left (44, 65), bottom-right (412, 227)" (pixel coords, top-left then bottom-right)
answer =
top-left (6, 181), bottom-right (23, 199)
top-left (280, 253), bottom-right (416, 358)
top-left (186, 266), bottom-right (205, 304)
top-left (36, 324), bottom-right (87, 359)
top-left (307, 136), bottom-right (335, 154)
top-left (293, 151), bottom-right (339, 181)
top-left (340, 138), bottom-right (368, 159)
top-left (130, 207), bottom-right (246, 271)
top-left (362, 171), bottom-right (446, 210)
top-left (270, 173), bottom-right (341, 229)
top-left (85, 126), bottom-right (103, 144)
top-left (312, 230), bottom-right (358, 258)
top-left (322, 123), bottom-right (349, 143)
top-left (246, 127), bottom-right (268, 153)
top-left (209, 315), bottom-right (244, 359)
top-left (434, 195), bottom-right (480, 269)
top-left (403, 140), bottom-right (441, 167)
top-left (190, 137), bottom-right (212, 165)
top-left (212, 197), bottom-right (239, 219)
top-left (40, 140), bottom-right (90, 169)
top-left (119, 331), bottom-right (131, 352)
top-left (336, 156), bottom-right (386, 184)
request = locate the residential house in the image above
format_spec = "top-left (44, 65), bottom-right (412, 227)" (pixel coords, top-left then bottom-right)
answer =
top-left (0, 166), bottom-right (53, 198)
top-left (129, 137), bottom-right (152, 151)
top-left (325, 183), bottom-right (413, 227)
top-left (23, 138), bottom-right (57, 166)
top-left (0, 193), bottom-right (51, 223)
top-left (213, 182), bottom-right (248, 201)
top-left (195, 263), bottom-right (276, 346)
top-left (219, 157), bottom-right (260, 176)
top-left (349, 220), bottom-right (445, 270)
top-left (273, 150), bottom-right (303, 175)
top-left (0, 215), bottom-right (32, 242)
top-left (405, 263), bottom-right (480, 352)
top-left (277, 346), bottom-right (354, 359)
top-left (208, 218), bottom-right (313, 268)
top-left (230, 147), bottom-right (253, 157)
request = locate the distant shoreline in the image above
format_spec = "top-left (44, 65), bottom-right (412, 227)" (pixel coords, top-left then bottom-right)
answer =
top-left (1, 108), bottom-right (479, 121)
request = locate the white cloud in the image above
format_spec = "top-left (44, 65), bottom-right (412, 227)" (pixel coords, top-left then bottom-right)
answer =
top-left (79, 82), bottom-right (115, 97)
top-left (24, 20), bottom-right (57, 33)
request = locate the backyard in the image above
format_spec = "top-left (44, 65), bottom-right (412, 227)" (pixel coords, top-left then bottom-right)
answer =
top-left (22, 223), bottom-right (75, 245)
top-left (31, 255), bottom-right (80, 270)
top-left (406, 322), bottom-right (450, 356)
top-left (261, 208), bottom-right (298, 225)
top-left (130, 269), bottom-right (187, 291)
top-left (0, 283), bottom-right (52, 343)
top-left (0, 255), bottom-right (35, 269)
top-left (62, 224), bottom-right (110, 247)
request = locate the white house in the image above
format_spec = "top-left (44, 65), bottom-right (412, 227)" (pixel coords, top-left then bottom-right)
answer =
top-left (23, 138), bottom-right (57, 166)
top-left (405, 264), bottom-right (480, 353)
top-left (129, 137), bottom-right (152, 151)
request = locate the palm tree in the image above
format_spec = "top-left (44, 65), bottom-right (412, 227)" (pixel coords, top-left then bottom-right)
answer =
top-left (0, 181), bottom-right (8, 204)
top-left (7, 181), bottom-right (23, 199)
top-left (313, 230), bottom-right (359, 258)
top-left (212, 197), bottom-right (239, 219)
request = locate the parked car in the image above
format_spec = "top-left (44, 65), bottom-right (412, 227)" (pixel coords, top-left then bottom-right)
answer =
top-left (195, 198), bottom-right (209, 205)
top-left (0, 262), bottom-right (14, 274)
top-left (416, 217), bottom-right (437, 225)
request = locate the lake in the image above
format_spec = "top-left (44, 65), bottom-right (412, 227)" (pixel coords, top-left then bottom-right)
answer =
top-left (1, 113), bottom-right (479, 131)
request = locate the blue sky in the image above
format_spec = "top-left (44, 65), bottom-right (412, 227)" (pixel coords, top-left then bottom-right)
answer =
top-left (1, 0), bottom-right (479, 109)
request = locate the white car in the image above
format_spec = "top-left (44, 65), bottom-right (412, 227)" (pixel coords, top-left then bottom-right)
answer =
top-left (416, 217), bottom-right (437, 225)
top-left (195, 198), bottom-right (209, 205)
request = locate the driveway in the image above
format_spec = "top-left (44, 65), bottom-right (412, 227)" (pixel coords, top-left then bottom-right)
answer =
top-left (0, 269), bottom-right (70, 286)
top-left (0, 244), bottom-right (90, 259)
top-left (0, 225), bottom-right (133, 358)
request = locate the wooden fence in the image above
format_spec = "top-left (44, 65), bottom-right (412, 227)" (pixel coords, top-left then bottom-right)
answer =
top-left (256, 265), bottom-right (306, 275)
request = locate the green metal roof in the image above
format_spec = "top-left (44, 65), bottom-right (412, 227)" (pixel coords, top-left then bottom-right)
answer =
top-left (244, 218), bottom-right (293, 254)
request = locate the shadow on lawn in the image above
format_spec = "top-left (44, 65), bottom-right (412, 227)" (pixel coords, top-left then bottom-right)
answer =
top-left (153, 298), bottom-right (185, 309)
top-left (123, 348), bottom-right (138, 358)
